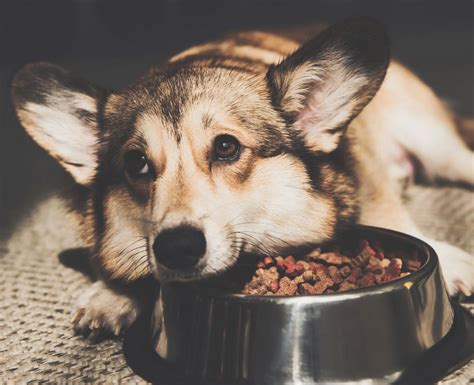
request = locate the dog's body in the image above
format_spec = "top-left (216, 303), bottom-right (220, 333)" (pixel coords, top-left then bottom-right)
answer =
top-left (12, 19), bottom-right (474, 338)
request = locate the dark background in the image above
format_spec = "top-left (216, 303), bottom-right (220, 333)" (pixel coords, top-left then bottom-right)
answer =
top-left (0, 0), bottom-right (473, 241)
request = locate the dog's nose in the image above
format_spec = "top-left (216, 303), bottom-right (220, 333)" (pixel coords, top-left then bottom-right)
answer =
top-left (153, 226), bottom-right (206, 269)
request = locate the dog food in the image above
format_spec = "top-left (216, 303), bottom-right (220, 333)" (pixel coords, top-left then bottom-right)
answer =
top-left (241, 240), bottom-right (421, 295)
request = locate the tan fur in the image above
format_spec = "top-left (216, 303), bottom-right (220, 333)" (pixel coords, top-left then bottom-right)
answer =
top-left (170, 31), bottom-right (297, 64)
top-left (100, 187), bottom-right (151, 281)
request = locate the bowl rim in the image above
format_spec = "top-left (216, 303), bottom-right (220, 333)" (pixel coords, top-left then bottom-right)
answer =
top-left (161, 225), bottom-right (439, 303)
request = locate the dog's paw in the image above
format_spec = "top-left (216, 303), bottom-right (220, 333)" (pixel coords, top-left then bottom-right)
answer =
top-left (431, 240), bottom-right (474, 297)
top-left (71, 281), bottom-right (141, 342)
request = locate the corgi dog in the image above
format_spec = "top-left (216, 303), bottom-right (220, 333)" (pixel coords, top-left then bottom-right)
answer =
top-left (11, 18), bottom-right (474, 339)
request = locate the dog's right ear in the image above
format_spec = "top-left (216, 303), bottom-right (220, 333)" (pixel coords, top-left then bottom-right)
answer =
top-left (11, 62), bottom-right (105, 186)
top-left (267, 18), bottom-right (389, 153)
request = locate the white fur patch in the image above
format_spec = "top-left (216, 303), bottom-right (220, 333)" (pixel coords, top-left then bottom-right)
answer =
top-left (298, 57), bottom-right (367, 152)
top-left (278, 61), bottom-right (324, 114)
top-left (276, 50), bottom-right (369, 153)
top-left (232, 154), bottom-right (335, 249)
top-left (19, 93), bottom-right (98, 185)
top-left (72, 281), bottom-right (142, 336)
top-left (137, 113), bottom-right (167, 162)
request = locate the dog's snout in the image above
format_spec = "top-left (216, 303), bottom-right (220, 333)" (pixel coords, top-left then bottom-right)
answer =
top-left (153, 226), bottom-right (206, 269)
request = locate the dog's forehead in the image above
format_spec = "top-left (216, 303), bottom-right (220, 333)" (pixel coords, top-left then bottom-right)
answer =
top-left (106, 66), bottom-right (289, 152)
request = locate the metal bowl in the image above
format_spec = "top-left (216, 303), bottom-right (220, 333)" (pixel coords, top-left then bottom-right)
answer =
top-left (150, 226), bottom-right (454, 384)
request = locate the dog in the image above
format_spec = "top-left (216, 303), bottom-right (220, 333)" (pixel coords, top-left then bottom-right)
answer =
top-left (11, 17), bottom-right (474, 339)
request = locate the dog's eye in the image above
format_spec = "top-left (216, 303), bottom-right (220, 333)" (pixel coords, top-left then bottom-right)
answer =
top-left (124, 150), bottom-right (150, 178)
top-left (213, 134), bottom-right (240, 161)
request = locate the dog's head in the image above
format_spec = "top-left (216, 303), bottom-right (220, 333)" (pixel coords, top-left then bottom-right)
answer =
top-left (12, 18), bottom-right (389, 283)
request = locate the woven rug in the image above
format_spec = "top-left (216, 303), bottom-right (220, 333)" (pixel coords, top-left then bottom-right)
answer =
top-left (1, 184), bottom-right (473, 384)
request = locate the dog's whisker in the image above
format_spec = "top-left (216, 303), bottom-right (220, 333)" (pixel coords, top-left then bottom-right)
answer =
top-left (119, 253), bottom-right (149, 277)
top-left (117, 249), bottom-right (149, 271)
top-left (234, 229), bottom-right (295, 249)
top-left (115, 244), bottom-right (147, 263)
top-left (229, 233), bottom-right (272, 257)
top-left (113, 247), bottom-right (147, 269)
top-left (283, 184), bottom-right (313, 193)
top-left (102, 235), bottom-right (145, 253)
top-left (232, 222), bottom-right (302, 238)
top-left (100, 233), bottom-right (144, 250)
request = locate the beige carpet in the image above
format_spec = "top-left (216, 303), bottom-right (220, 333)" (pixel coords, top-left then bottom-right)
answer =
top-left (1, 184), bottom-right (473, 384)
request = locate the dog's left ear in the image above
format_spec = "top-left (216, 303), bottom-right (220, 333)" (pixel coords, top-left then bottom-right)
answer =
top-left (267, 17), bottom-right (390, 153)
top-left (11, 62), bottom-right (106, 186)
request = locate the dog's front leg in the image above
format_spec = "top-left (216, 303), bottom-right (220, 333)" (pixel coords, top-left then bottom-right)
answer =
top-left (71, 278), bottom-right (156, 341)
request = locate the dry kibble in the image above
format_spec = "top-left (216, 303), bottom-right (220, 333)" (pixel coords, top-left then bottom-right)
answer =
top-left (359, 273), bottom-right (377, 288)
top-left (381, 259), bottom-right (391, 268)
top-left (293, 275), bottom-right (305, 285)
top-left (405, 259), bottom-right (421, 272)
top-left (341, 256), bottom-right (353, 265)
top-left (339, 265), bottom-right (352, 278)
top-left (309, 262), bottom-right (324, 273)
top-left (282, 256), bottom-right (297, 277)
top-left (352, 251), bottom-right (371, 268)
top-left (375, 274), bottom-right (384, 284)
top-left (269, 279), bottom-right (280, 293)
top-left (327, 266), bottom-right (343, 285)
top-left (305, 247), bottom-right (321, 260)
top-left (263, 256), bottom-right (275, 268)
top-left (372, 241), bottom-right (385, 260)
top-left (317, 277), bottom-right (335, 292)
top-left (327, 265), bottom-right (338, 277)
top-left (364, 256), bottom-right (384, 274)
top-left (299, 283), bottom-right (314, 294)
top-left (299, 277), bottom-right (333, 295)
top-left (387, 258), bottom-right (402, 276)
top-left (286, 265), bottom-right (297, 278)
top-left (315, 268), bottom-right (330, 282)
top-left (346, 267), bottom-right (363, 284)
top-left (302, 270), bottom-right (316, 283)
top-left (275, 256), bottom-right (285, 272)
top-left (240, 239), bottom-right (422, 296)
top-left (339, 281), bottom-right (357, 292)
top-left (296, 260), bottom-right (310, 273)
top-left (276, 277), bottom-right (298, 295)
top-left (319, 252), bottom-right (344, 265)
top-left (381, 273), bottom-right (396, 282)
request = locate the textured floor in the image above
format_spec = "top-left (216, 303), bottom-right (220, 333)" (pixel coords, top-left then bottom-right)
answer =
top-left (0, 197), bottom-right (142, 383)
top-left (1, 184), bottom-right (473, 384)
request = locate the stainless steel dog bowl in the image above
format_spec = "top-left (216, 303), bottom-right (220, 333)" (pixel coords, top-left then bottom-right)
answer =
top-left (149, 226), bottom-right (455, 384)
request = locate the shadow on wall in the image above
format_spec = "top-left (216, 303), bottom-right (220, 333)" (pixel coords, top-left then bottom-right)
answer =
top-left (0, 0), bottom-right (473, 242)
